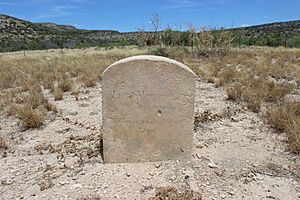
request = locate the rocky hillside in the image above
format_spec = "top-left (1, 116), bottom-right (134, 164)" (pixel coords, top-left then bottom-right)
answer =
top-left (0, 14), bottom-right (137, 52)
top-left (230, 20), bottom-right (300, 47)
top-left (0, 14), bottom-right (300, 52)
top-left (234, 20), bottom-right (300, 36)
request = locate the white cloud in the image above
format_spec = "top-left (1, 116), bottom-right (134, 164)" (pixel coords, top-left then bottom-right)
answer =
top-left (241, 24), bottom-right (252, 27)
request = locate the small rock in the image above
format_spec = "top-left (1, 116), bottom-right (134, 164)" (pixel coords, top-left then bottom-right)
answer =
top-left (59, 181), bottom-right (66, 185)
top-left (73, 183), bottom-right (82, 189)
top-left (58, 163), bottom-right (65, 169)
top-left (231, 117), bottom-right (239, 122)
top-left (208, 162), bottom-right (218, 168)
top-left (155, 163), bottom-right (160, 168)
top-left (196, 144), bottom-right (204, 148)
top-left (69, 111), bottom-right (78, 116)
top-left (80, 171), bottom-right (85, 175)
top-left (126, 172), bottom-right (131, 177)
top-left (293, 156), bottom-right (300, 165)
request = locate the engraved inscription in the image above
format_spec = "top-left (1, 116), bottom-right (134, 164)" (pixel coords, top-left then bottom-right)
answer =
top-left (111, 90), bottom-right (175, 100)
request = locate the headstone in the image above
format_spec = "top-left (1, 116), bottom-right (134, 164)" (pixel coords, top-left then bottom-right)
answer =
top-left (102, 55), bottom-right (195, 163)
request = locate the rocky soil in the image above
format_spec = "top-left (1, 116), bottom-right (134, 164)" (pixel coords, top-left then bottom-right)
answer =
top-left (0, 78), bottom-right (299, 200)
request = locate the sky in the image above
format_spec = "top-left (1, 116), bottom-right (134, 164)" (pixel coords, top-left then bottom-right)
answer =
top-left (0, 0), bottom-right (299, 32)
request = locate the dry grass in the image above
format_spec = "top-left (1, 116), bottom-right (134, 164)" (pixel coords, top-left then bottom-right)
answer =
top-left (80, 74), bottom-right (99, 88)
top-left (182, 47), bottom-right (300, 153)
top-left (14, 104), bottom-right (46, 129)
top-left (0, 46), bottom-right (151, 128)
top-left (76, 195), bottom-right (101, 200)
top-left (71, 87), bottom-right (80, 101)
top-left (58, 75), bottom-right (73, 92)
top-left (54, 88), bottom-right (64, 101)
top-left (0, 46), bottom-right (299, 152)
top-left (0, 46), bottom-right (150, 91)
top-left (0, 136), bottom-right (7, 150)
top-left (6, 86), bottom-right (57, 129)
top-left (148, 186), bottom-right (202, 200)
top-left (266, 102), bottom-right (300, 153)
top-left (225, 84), bottom-right (243, 101)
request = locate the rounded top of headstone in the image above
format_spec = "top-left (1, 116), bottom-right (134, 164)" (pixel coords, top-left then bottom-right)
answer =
top-left (103, 55), bottom-right (196, 76)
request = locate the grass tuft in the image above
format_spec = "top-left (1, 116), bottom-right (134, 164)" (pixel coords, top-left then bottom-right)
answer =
top-left (0, 136), bottom-right (7, 150)
top-left (58, 75), bottom-right (73, 92)
top-left (7, 86), bottom-right (56, 129)
top-left (148, 186), bottom-right (202, 200)
top-left (14, 104), bottom-right (46, 129)
top-left (81, 74), bottom-right (99, 88)
top-left (266, 102), bottom-right (300, 153)
top-left (54, 88), bottom-right (64, 101)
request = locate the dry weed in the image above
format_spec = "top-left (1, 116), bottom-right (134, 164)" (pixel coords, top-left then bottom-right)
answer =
top-left (58, 75), bottom-right (73, 92)
top-left (76, 195), bottom-right (101, 200)
top-left (0, 47), bottom-right (151, 129)
top-left (225, 84), bottom-right (243, 101)
top-left (148, 186), bottom-right (202, 200)
top-left (54, 88), bottom-right (64, 101)
top-left (14, 104), bottom-right (46, 129)
top-left (0, 136), bottom-right (7, 150)
top-left (80, 74), bottom-right (99, 88)
top-left (6, 86), bottom-right (56, 129)
top-left (71, 88), bottom-right (80, 101)
top-left (266, 102), bottom-right (300, 153)
top-left (182, 47), bottom-right (300, 153)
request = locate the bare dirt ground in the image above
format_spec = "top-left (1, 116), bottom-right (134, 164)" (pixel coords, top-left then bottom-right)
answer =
top-left (0, 77), bottom-right (299, 200)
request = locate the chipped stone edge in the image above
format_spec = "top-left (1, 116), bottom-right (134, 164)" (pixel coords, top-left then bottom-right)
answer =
top-left (103, 55), bottom-right (196, 76)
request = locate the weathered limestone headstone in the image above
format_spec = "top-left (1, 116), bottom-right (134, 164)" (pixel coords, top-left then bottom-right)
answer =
top-left (102, 55), bottom-right (195, 163)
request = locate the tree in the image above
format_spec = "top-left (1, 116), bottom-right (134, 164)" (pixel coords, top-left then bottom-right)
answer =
top-left (136, 25), bottom-right (148, 46)
top-left (199, 27), bottom-right (213, 50)
top-left (187, 23), bottom-right (198, 51)
top-left (291, 34), bottom-right (300, 48)
top-left (151, 13), bottom-right (160, 32)
top-left (150, 14), bottom-right (161, 45)
top-left (161, 28), bottom-right (174, 47)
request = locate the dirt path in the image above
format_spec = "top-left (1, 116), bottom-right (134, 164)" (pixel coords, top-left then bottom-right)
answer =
top-left (0, 79), bottom-right (299, 200)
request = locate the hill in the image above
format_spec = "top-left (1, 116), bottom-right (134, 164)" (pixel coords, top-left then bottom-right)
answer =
top-left (0, 14), bottom-right (136, 52)
top-left (231, 20), bottom-right (300, 47)
top-left (231, 20), bottom-right (300, 36)
top-left (0, 14), bottom-right (300, 52)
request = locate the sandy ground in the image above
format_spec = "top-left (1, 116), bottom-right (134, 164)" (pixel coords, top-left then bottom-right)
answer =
top-left (0, 78), bottom-right (299, 200)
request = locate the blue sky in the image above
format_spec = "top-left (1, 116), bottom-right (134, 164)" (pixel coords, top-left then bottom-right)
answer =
top-left (0, 0), bottom-right (299, 32)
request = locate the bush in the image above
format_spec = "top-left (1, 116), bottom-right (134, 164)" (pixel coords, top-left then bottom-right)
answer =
top-left (152, 47), bottom-right (170, 57)
top-left (7, 86), bottom-right (56, 129)
top-left (14, 104), bottom-right (46, 129)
